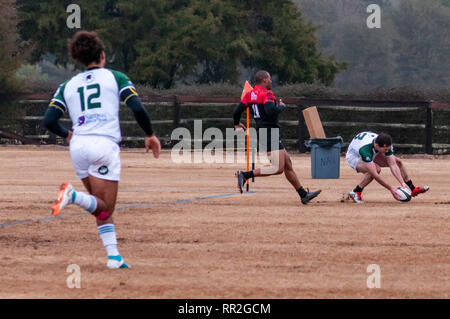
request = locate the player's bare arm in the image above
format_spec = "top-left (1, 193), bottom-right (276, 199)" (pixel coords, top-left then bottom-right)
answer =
top-left (358, 161), bottom-right (401, 200)
top-left (386, 155), bottom-right (408, 189)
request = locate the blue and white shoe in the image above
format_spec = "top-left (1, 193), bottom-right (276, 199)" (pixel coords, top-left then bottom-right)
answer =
top-left (107, 255), bottom-right (131, 269)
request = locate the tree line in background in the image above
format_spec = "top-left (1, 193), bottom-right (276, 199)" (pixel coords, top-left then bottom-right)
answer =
top-left (1, 0), bottom-right (449, 95)
top-left (294, 0), bottom-right (450, 90)
top-left (0, 0), bottom-right (21, 95)
top-left (15, 0), bottom-right (344, 89)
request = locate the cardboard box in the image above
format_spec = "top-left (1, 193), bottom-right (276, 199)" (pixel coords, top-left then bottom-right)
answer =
top-left (302, 106), bottom-right (326, 138)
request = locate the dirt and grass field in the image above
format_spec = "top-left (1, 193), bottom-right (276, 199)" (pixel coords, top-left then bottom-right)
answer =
top-left (0, 145), bottom-right (448, 298)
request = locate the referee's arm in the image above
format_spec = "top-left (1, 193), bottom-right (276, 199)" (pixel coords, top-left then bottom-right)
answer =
top-left (233, 102), bottom-right (247, 127)
top-left (263, 101), bottom-right (285, 117)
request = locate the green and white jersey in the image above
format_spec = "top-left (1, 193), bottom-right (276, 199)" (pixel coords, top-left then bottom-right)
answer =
top-left (347, 131), bottom-right (394, 163)
top-left (49, 68), bottom-right (138, 143)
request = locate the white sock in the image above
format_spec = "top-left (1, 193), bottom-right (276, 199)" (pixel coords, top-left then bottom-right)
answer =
top-left (98, 224), bottom-right (120, 257)
top-left (72, 191), bottom-right (97, 213)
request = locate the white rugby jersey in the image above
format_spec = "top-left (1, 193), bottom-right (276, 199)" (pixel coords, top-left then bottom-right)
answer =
top-left (347, 131), bottom-right (394, 163)
top-left (49, 67), bottom-right (137, 143)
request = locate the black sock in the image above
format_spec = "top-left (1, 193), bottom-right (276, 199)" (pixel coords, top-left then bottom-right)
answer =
top-left (353, 185), bottom-right (363, 193)
top-left (242, 171), bottom-right (254, 180)
top-left (297, 187), bottom-right (308, 198)
top-left (405, 180), bottom-right (415, 191)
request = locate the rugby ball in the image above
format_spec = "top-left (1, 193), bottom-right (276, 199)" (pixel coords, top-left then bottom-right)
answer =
top-left (395, 187), bottom-right (412, 202)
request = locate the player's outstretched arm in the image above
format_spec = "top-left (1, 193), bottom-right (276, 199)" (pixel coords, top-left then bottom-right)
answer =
top-left (363, 162), bottom-right (401, 200)
top-left (386, 156), bottom-right (408, 188)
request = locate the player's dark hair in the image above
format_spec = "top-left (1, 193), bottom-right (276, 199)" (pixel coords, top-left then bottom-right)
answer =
top-left (254, 70), bottom-right (270, 84)
top-left (375, 132), bottom-right (392, 147)
top-left (68, 31), bottom-right (105, 66)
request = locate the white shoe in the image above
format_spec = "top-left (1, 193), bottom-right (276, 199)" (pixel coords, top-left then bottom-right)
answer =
top-left (51, 182), bottom-right (74, 216)
top-left (107, 255), bottom-right (131, 269)
top-left (348, 190), bottom-right (364, 204)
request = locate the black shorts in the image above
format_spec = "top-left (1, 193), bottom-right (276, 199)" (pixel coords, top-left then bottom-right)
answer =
top-left (256, 127), bottom-right (285, 153)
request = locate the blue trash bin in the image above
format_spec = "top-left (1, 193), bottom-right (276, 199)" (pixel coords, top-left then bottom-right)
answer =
top-left (305, 136), bottom-right (345, 179)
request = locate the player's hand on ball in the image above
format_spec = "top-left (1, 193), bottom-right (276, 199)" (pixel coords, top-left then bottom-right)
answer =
top-left (235, 123), bottom-right (246, 131)
top-left (390, 186), bottom-right (401, 200)
top-left (145, 135), bottom-right (161, 159)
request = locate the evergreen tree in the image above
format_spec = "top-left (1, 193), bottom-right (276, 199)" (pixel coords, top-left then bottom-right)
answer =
top-left (294, 0), bottom-right (450, 90)
top-left (17, 0), bottom-right (344, 88)
top-left (390, 0), bottom-right (450, 88)
top-left (0, 0), bottom-right (21, 95)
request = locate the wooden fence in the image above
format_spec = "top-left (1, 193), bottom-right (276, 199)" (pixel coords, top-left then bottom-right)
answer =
top-left (4, 93), bottom-right (450, 154)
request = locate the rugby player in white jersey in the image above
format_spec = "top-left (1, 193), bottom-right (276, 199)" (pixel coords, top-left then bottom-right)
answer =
top-left (346, 131), bottom-right (429, 203)
top-left (43, 31), bottom-right (161, 269)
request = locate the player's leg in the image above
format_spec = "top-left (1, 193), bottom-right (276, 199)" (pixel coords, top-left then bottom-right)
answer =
top-left (236, 150), bottom-right (285, 193)
top-left (85, 139), bottom-right (129, 269)
top-left (393, 157), bottom-right (409, 182)
top-left (256, 149), bottom-right (285, 176)
top-left (348, 161), bottom-right (381, 203)
top-left (361, 153), bottom-right (428, 198)
top-left (81, 177), bottom-right (92, 194)
top-left (236, 128), bottom-right (286, 192)
top-left (52, 176), bottom-right (101, 218)
top-left (87, 175), bottom-right (118, 223)
top-left (346, 149), bottom-right (366, 203)
top-left (52, 135), bottom-right (129, 268)
top-left (52, 137), bottom-right (115, 217)
top-left (283, 150), bottom-right (300, 189)
top-left (382, 156), bottom-right (429, 197)
top-left (86, 175), bottom-right (128, 269)
top-left (283, 150), bottom-right (321, 204)
top-left (358, 163), bottom-right (381, 188)
top-left (52, 176), bottom-right (109, 217)
top-left (66, 174), bottom-right (126, 268)
top-left (373, 153), bottom-right (389, 168)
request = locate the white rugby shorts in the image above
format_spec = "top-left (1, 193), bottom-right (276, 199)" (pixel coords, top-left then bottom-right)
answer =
top-left (70, 135), bottom-right (121, 181)
top-left (346, 144), bottom-right (362, 172)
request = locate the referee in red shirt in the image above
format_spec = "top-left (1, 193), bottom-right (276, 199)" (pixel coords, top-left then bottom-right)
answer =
top-left (233, 71), bottom-right (321, 205)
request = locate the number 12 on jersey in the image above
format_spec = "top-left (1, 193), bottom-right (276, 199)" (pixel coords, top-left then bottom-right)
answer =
top-left (77, 84), bottom-right (101, 111)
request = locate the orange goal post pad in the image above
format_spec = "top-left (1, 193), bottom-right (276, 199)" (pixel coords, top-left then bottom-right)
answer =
top-left (241, 80), bottom-right (253, 101)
